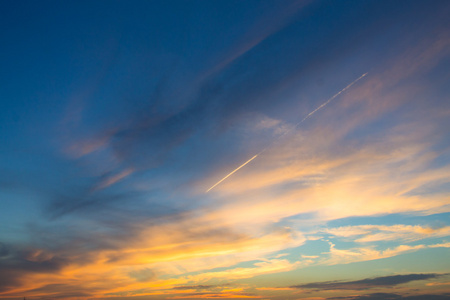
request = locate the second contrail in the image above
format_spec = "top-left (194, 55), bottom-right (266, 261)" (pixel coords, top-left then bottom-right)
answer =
top-left (299, 72), bottom-right (368, 124)
top-left (206, 72), bottom-right (368, 193)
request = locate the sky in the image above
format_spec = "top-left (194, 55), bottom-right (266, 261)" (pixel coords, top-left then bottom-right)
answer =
top-left (1, 0), bottom-right (450, 299)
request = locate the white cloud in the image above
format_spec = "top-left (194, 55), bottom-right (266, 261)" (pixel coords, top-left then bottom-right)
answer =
top-left (320, 225), bottom-right (450, 243)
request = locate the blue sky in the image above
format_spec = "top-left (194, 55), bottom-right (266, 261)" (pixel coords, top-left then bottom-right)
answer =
top-left (1, 1), bottom-right (450, 299)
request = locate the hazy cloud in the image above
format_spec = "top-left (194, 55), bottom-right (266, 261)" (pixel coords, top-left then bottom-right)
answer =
top-left (173, 285), bottom-right (219, 290)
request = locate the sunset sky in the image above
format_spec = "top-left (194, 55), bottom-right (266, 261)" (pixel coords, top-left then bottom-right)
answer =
top-left (1, 1), bottom-right (450, 299)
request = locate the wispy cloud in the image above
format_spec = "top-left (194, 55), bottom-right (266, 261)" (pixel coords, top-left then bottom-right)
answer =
top-left (321, 242), bottom-right (450, 266)
top-left (183, 259), bottom-right (300, 282)
top-left (95, 168), bottom-right (134, 190)
top-left (202, 0), bottom-right (310, 77)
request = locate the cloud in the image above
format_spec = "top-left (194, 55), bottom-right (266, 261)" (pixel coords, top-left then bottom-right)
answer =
top-left (321, 242), bottom-right (425, 266)
top-left (320, 225), bottom-right (450, 243)
top-left (128, 268), bottom-right (157, 282)
top-left (203, 0), bottom-right (310, 77)
top-left (168, 292), bottom-right (261, 299)
top-left (196, 16), bottom-right (450, 218)
top-left (198, 112), bottom-right (450, 228)
top-left (428, 242), bottom-right (450, 248)
top-left (426, 281), bottom-right (450, 286)
top-left (65, 0), bottom-right (445, 183)
top-left (182, 258), bottom-right (301, 283)
top-left (291, 274), bottom-right (443, 290)
top-left (327, 292), bottom-right (450, 300)
top-left (95, 168), bottom-right (134, 190)
top-left (21, 283), bottom-right (94, 299)
top-left (327, 294), bottom-right (402, 300)
top-left (0, 243), bottom-right (70, 293)
top-left (319, 240), bottom-right (450, 266)
top-left (0, 213), bottom-right (305, 298)
top-left (0, 268), bottom-right (23, 293)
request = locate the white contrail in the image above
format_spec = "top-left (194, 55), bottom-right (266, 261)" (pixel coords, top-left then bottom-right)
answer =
top-left (299, 72), bottom-right (368, 124)
top-left (206, 155), bottom-right (258, 193)
top-left (205, 73), bottom-right (368, 193)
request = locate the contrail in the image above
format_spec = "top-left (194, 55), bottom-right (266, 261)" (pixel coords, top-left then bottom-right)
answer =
top-left (205, 73), bottom-right (368, 193)
top-left (299, 72), bottom-right (368, 124)
top-left (205, 155), bottom-right (259, 193)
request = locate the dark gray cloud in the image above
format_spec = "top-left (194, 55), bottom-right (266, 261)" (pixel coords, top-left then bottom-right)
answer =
top-left (0, 243), bottom-right (69, 292)
top-left (0, 268), bottom-right (23, 293)
top-left (328, 292), bottom-right (450, 300)
top-left (399, 295), bottom-right (450, 300)
top-left (291, 274), bottom-right (443, 290)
